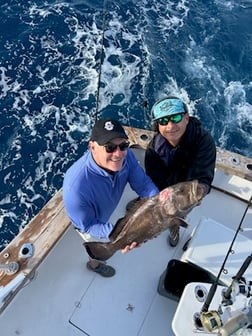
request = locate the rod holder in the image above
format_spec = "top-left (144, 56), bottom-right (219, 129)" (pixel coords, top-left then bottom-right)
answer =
top-left (0, 262), bottom-right (20, 275)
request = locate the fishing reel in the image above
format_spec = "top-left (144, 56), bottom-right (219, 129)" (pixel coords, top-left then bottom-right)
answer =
top-left (222, 277), bottom-right (251, 307)
top-left (193, 252), bottom-right (252, 334)
top-left (193, 279), bottom-right (252, 334)
top-left (200, 310), bottom-right (223, 332)
top-left (195, 307), bottom-right (252, 335)
top-left (231, 278), bottom-right (251, 297)
top-left (193, 308), bottom-right (223, 332)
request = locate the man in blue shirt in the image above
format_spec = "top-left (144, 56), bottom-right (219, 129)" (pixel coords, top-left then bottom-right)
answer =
top-left (63, 118), bottom-right (159, 277)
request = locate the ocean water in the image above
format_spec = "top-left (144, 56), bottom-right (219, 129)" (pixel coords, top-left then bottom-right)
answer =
top-left (0, 0), bottom-right (251, 250)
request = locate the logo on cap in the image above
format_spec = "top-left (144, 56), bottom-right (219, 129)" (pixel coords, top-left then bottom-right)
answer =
top-left (160, 101), bottom-right (173, 111)
top-left (104, 121), bottom-right (114, 131)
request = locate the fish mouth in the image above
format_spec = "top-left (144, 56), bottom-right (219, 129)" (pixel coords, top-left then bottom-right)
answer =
top-left (171, 180), bottom-right (204, 213)
top-left (174, 181), bottom-right (202, 214)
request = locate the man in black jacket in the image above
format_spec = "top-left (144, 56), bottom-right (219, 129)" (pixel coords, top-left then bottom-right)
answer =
top-left (145, 96), bottom-right (216, 247)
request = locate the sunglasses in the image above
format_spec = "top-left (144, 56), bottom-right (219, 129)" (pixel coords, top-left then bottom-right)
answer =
top-left (103, 141), bottom-right (130, 153)
top-left (158, 113), bottom-right (185, 125)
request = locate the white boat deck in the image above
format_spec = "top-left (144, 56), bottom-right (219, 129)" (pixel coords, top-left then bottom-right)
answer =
top-left (0, 147), bottom-right (252, 336)
top-left (0, 183), bottom-right (181, 336)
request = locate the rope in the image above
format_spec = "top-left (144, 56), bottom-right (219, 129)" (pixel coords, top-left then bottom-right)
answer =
top-left (94, 0), bottom-right (108, 122)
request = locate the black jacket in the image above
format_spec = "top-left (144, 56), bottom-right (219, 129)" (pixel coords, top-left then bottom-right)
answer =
top-left (145, 117), bottom-right (216, 191)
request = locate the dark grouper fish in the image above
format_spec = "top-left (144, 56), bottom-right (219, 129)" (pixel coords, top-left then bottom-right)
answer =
top-left (84, 180), bottom-right (205, 261)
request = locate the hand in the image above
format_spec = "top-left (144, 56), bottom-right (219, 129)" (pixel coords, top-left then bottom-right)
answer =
top-left (121, 242), bottom-right (142, 254)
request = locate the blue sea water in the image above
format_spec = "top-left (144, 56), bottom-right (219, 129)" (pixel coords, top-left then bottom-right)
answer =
top-left (0, 0), bottom-right (251, 250)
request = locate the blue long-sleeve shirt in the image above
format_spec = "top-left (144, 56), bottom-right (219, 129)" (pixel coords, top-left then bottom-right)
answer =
top-left (63, 148), bottom-right (159, 239)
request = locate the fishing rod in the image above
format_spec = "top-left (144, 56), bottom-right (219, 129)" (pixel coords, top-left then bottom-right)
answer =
top-left (95, 1), bottom-right (148, 127)
top-left (222, 252), bottom-right (252, 306)
top-left (94, 0), bottom-right (107, 122)
top-left (193, 195), bottom-right (252, 330)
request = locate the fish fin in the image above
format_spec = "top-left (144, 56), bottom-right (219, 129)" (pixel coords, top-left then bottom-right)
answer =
top-left (125, 197), bottom-right (148, 214)
top-left (170, 217), bottom-right (189, 228)
top-left (109, 198), bottom-right (148, 240)
top-left (109, 217), bottom-right (126, 241)
top-left (84, 242), bottom-right (116, 261)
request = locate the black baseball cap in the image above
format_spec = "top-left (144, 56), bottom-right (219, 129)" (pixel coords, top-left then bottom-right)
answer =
top-left (90, 118), bottom-right (128, 145)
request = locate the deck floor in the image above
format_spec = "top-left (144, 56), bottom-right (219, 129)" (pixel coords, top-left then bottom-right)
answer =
top-left (0, 182), bottom-right (185, 336)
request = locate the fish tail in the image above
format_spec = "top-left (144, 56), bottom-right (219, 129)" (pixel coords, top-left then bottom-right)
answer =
top-left (84, 242), bottom-right (115, 261)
